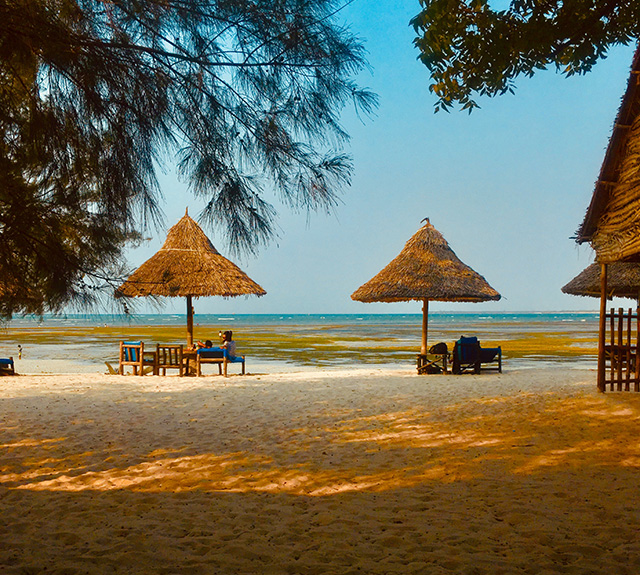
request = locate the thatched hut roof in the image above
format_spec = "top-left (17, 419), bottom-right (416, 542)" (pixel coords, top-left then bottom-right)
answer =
top-left (351, 219), bottom-right (501, 303)
top-left (576, 46), bottom-right (640, 263)
top-left (562, 262), bottom-right (640, 300)
top-left (115, 212), bottom-right (266, 298)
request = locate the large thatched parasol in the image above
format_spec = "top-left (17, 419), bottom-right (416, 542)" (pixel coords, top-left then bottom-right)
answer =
top-left (116, 210), bottom-right (266, 346)
top-left (351, 219), bottom-right (501, 355)
top-left (562, 262), bottom-right (640, 301)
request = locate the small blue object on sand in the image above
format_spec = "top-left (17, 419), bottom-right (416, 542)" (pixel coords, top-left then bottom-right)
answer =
top-left (0, 357), bottom-right (15, 375)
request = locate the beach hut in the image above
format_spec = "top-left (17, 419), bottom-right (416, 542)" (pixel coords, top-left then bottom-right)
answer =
top-left (562, 262), bottom-right (640, 301)
top-left (576, 47), bottom-right (640, 264)
top-left (574, 46), bottom-right (640, 391)
top-left (115, 210), bottom-right (266, 347)
top-left (351, 218), bottom-right (501, 372)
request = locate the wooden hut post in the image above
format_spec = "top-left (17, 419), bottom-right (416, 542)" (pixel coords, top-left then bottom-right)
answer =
top-left (597, 263), bottom-right (608, 392)
top-left (186, 295), bottom-right (194, 348)
top-left (421, 298), bottom-right (429, 355)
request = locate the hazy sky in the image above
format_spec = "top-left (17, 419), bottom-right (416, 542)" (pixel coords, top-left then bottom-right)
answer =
top-left (125, 1), bottom-right (637, 316)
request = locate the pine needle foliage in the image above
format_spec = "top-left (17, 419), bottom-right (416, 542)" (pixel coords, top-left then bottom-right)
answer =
top-left (0, 0), bottom-right (375, 318)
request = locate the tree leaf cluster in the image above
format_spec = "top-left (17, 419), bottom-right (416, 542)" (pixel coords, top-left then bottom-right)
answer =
top-left (412, 0), bottom-right (640, 111)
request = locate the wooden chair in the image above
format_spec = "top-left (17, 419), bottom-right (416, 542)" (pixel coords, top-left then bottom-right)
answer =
top-left (452, 336), bottom-right (502, 374)
top-left (118, 341), bottom-right (156, 375)
top-left (417, 342), bottom-right (449, 374)
top-left (196, 350), bottom-right (246, 377)
top-left (105, 362), bottom-right (118, 375)
top-left (156, 344), bottom-right (184, 376)
top-left (0, 357), bottom-right (15, 376)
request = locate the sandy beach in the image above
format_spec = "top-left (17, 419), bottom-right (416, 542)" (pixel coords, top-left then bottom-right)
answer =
top-left (1, 365), bottom-right (639, 574)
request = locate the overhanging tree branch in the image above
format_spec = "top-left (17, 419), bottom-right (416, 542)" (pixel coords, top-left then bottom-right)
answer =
top-left (0, 0), bottom-right (376, 318)
top-left (412, 0), bottom-right (640, 111)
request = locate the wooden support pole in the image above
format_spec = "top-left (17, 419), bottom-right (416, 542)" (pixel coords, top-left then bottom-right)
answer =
top-left (421, 299), bottom-right (429, 355)
top-left (597, 263), bottom-right (607, 393)
top-left (636, 304), bottom-right (640, 392)
top-left (186, 295), bottom-right (194, 348)
top-left (626, 309), bottom-right (632, 391)
top-left (617, 308), bottom-right (624, 390)
top-left (610, 307), bottom-right (615, 390)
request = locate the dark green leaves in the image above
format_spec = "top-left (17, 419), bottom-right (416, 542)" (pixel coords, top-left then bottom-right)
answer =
top-left (412, 0), bottom-right (640, 111)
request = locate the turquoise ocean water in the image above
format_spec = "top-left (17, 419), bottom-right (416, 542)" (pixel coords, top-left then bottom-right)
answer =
top-left (0, 312), bottom-right (601, 373)
top-left (5, 311), bottom-right (600, 330)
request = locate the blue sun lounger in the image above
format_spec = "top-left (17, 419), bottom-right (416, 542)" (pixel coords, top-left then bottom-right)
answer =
top-left (452, 336), bottom-right (502, 374)
top-left (0, 357), bottom-right (15, 375)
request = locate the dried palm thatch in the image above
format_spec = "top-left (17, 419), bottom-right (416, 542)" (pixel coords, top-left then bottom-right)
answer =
top-left (577, 47), bottom-right (640, 263)
top-left (116, 212), bottom-right (266, 298)
top-left (562, 262), bottom-right (640, 300)
top-left (116, 210), bottom-right (265, 345)
top-left (351, 219), bottom-right (500, 303)
top-left (351, 219), bottom-right (500, 356)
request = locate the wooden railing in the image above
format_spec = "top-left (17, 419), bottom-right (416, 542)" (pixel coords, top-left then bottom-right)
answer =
top-left (603, 307), bottom-right (640, 391)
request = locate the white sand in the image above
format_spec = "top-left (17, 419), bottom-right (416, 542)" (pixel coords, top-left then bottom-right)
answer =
top-left (1, 366), bottom-right (640, 574)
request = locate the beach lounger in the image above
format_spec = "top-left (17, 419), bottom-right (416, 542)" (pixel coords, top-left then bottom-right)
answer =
top-left (156, 344), bottom-right (184, 376)
top-left (452, 336), bottom-right (502, 374)
top-left (196, 349), bottom-right (245, 377)
top-left (0, 357), bottom-right (15, 376)
top-left (479, 344), bottom-right (502, 373)
top-left (118, 341), bottom-right (157, 376)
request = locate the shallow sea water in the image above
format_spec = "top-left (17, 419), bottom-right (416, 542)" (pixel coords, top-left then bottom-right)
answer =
top-left (0, 312), bottom-right (601, 374)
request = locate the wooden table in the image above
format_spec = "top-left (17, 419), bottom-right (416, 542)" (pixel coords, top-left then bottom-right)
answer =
top-left (182, 349), bottom-right (198, 376)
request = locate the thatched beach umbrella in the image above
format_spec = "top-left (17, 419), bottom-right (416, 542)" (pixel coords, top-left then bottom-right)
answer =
top-left (116, 210), bottom-right (266, 347)
top-left (351, 219), bottom-right (501, 355)
top-left (562, 262), bottom-right (640, 301)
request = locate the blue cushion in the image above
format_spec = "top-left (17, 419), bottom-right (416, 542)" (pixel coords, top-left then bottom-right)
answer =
top-left (123, 341), bottom-right (142, 362)
top-left (198, 350), bottom-right (224, 358)
top-left (457, 336), bottom-right (479, 362)
top-left (480, 347), bottom-right (501, 363)
top-left (0, 358), bottom-right (13, 366)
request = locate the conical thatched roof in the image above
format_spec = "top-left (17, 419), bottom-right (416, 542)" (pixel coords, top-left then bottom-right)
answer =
top-left (562, 262), bottom-right (640, 300)
top-left (576, 47), bottom-right (640, 263)
top-left (351, 219), bottom-right (501, 303)
top-left (116, 211), bottom-right (266, 298)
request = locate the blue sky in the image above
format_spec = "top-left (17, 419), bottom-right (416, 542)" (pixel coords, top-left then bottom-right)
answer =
top-left (125, 1), bottom-right (637, 315)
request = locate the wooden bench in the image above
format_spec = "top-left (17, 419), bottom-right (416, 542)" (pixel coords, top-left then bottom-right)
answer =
top-left (196, 351), bottom-right (245, 377)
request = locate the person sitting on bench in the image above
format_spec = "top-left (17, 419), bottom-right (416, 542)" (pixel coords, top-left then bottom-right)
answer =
top-left (197, 330), bottom-right (237, 359)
